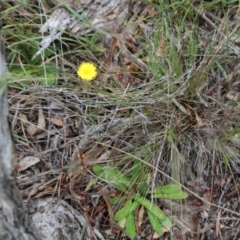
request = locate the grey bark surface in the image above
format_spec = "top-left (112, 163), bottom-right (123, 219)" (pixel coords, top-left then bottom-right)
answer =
top-left (0, 33), bottom-right (42, 240)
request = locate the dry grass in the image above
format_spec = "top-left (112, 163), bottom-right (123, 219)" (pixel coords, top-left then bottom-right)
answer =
top-left (2, 0), bottom-right (240, 239)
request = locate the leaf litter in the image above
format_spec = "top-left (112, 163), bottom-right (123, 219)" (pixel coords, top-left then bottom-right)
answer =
top-left (4, 0), bottom-right (240, 239)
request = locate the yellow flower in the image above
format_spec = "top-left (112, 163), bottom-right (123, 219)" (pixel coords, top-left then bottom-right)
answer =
top-left (77, 62), bottom-right (97, 81)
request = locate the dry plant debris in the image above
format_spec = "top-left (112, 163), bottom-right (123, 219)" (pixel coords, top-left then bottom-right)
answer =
top-left (2, 0), bottom-right (240, 239)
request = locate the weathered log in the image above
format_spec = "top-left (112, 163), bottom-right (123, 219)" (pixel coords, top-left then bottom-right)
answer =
top-left (0, 31), bottom-right (42, 240)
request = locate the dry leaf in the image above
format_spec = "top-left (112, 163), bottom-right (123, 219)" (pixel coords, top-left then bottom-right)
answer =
top-left (226, 90), bottom-right (240, 102)
top-left (34, 187), bottom-right (54, 199)
top-left (156, 39), bottom-right (165, 57)
top-left (152, 232), bottom-right (161, 239)
top-left (19, 113), bottom-right (29, 126)
top-left (27, 123), bottom-right (38, 136)
top-left (27, 106), bottom-right (45, 136)
top-left (49, 101), bottom-right (62, 109)
top-left (46, 117), bottom-right (63, 127)
top-left (17, 156), bottom-right (40, 172)
top-left (231, 34), bottom-right (240, 44)
top-left (137, 205), bottom-right (145, 235)
top-left (37, 106), bottom-right (45, 131)
top-left (138, 206), bottom-right (145, 228)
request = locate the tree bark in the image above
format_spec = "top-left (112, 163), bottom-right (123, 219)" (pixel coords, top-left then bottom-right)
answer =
top-left (0, 28), bottom-right (41, 240)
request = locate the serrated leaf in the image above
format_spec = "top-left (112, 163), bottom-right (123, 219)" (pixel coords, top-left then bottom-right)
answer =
top-left (126, 212), bottom-right (136, 238)
top-left (147, 209), bottom-right (163, 236)
top-left (134, 196), bottom-right (166, 220)
top-left (161, 191), bottom-right (188, 199)
top-left (115, 200), bottom-right (139, 221)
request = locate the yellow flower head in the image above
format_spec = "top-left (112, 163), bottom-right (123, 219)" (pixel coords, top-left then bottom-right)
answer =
top-left (77, 62), bottom-right (97, 81)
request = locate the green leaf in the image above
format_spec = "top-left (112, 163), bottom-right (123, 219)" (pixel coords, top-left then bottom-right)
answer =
top-left (150, 184), bottom-right (182, 196)
top-left (161, 184), bottom-right (182, 194)
top-left (161, 191), bottom-right (188, 199)
top-left (9, 65), bottom-right (57, 86)
top-left (103, 167), bottom-right (129, 191)
top-left (126, 212), bottom-right (136, 238)
top-left (151, 184), bottom-right (188, 199)
top-left (159, 216), bottom-right (172, 228)
top-left (147, 209), bottom-right (163, 236)
top-left (134, 196), bottom-right (166, 220)
top-left (131, 160), bottom-right (142, 181)
top-left (92, 166), bottom-right (106, 181)
top-left (115, 200), bottom-right (139, 221)
top-left (93, 165), bottom-right (104, 175)
top-left (110, 196), bottom-right (127, 205)
top-left (93, 165), bottom-right (130, 191)
top-left (104, 166), bottom-right (130, 187)
top-left (139, 181), bottom-right (148, 196)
